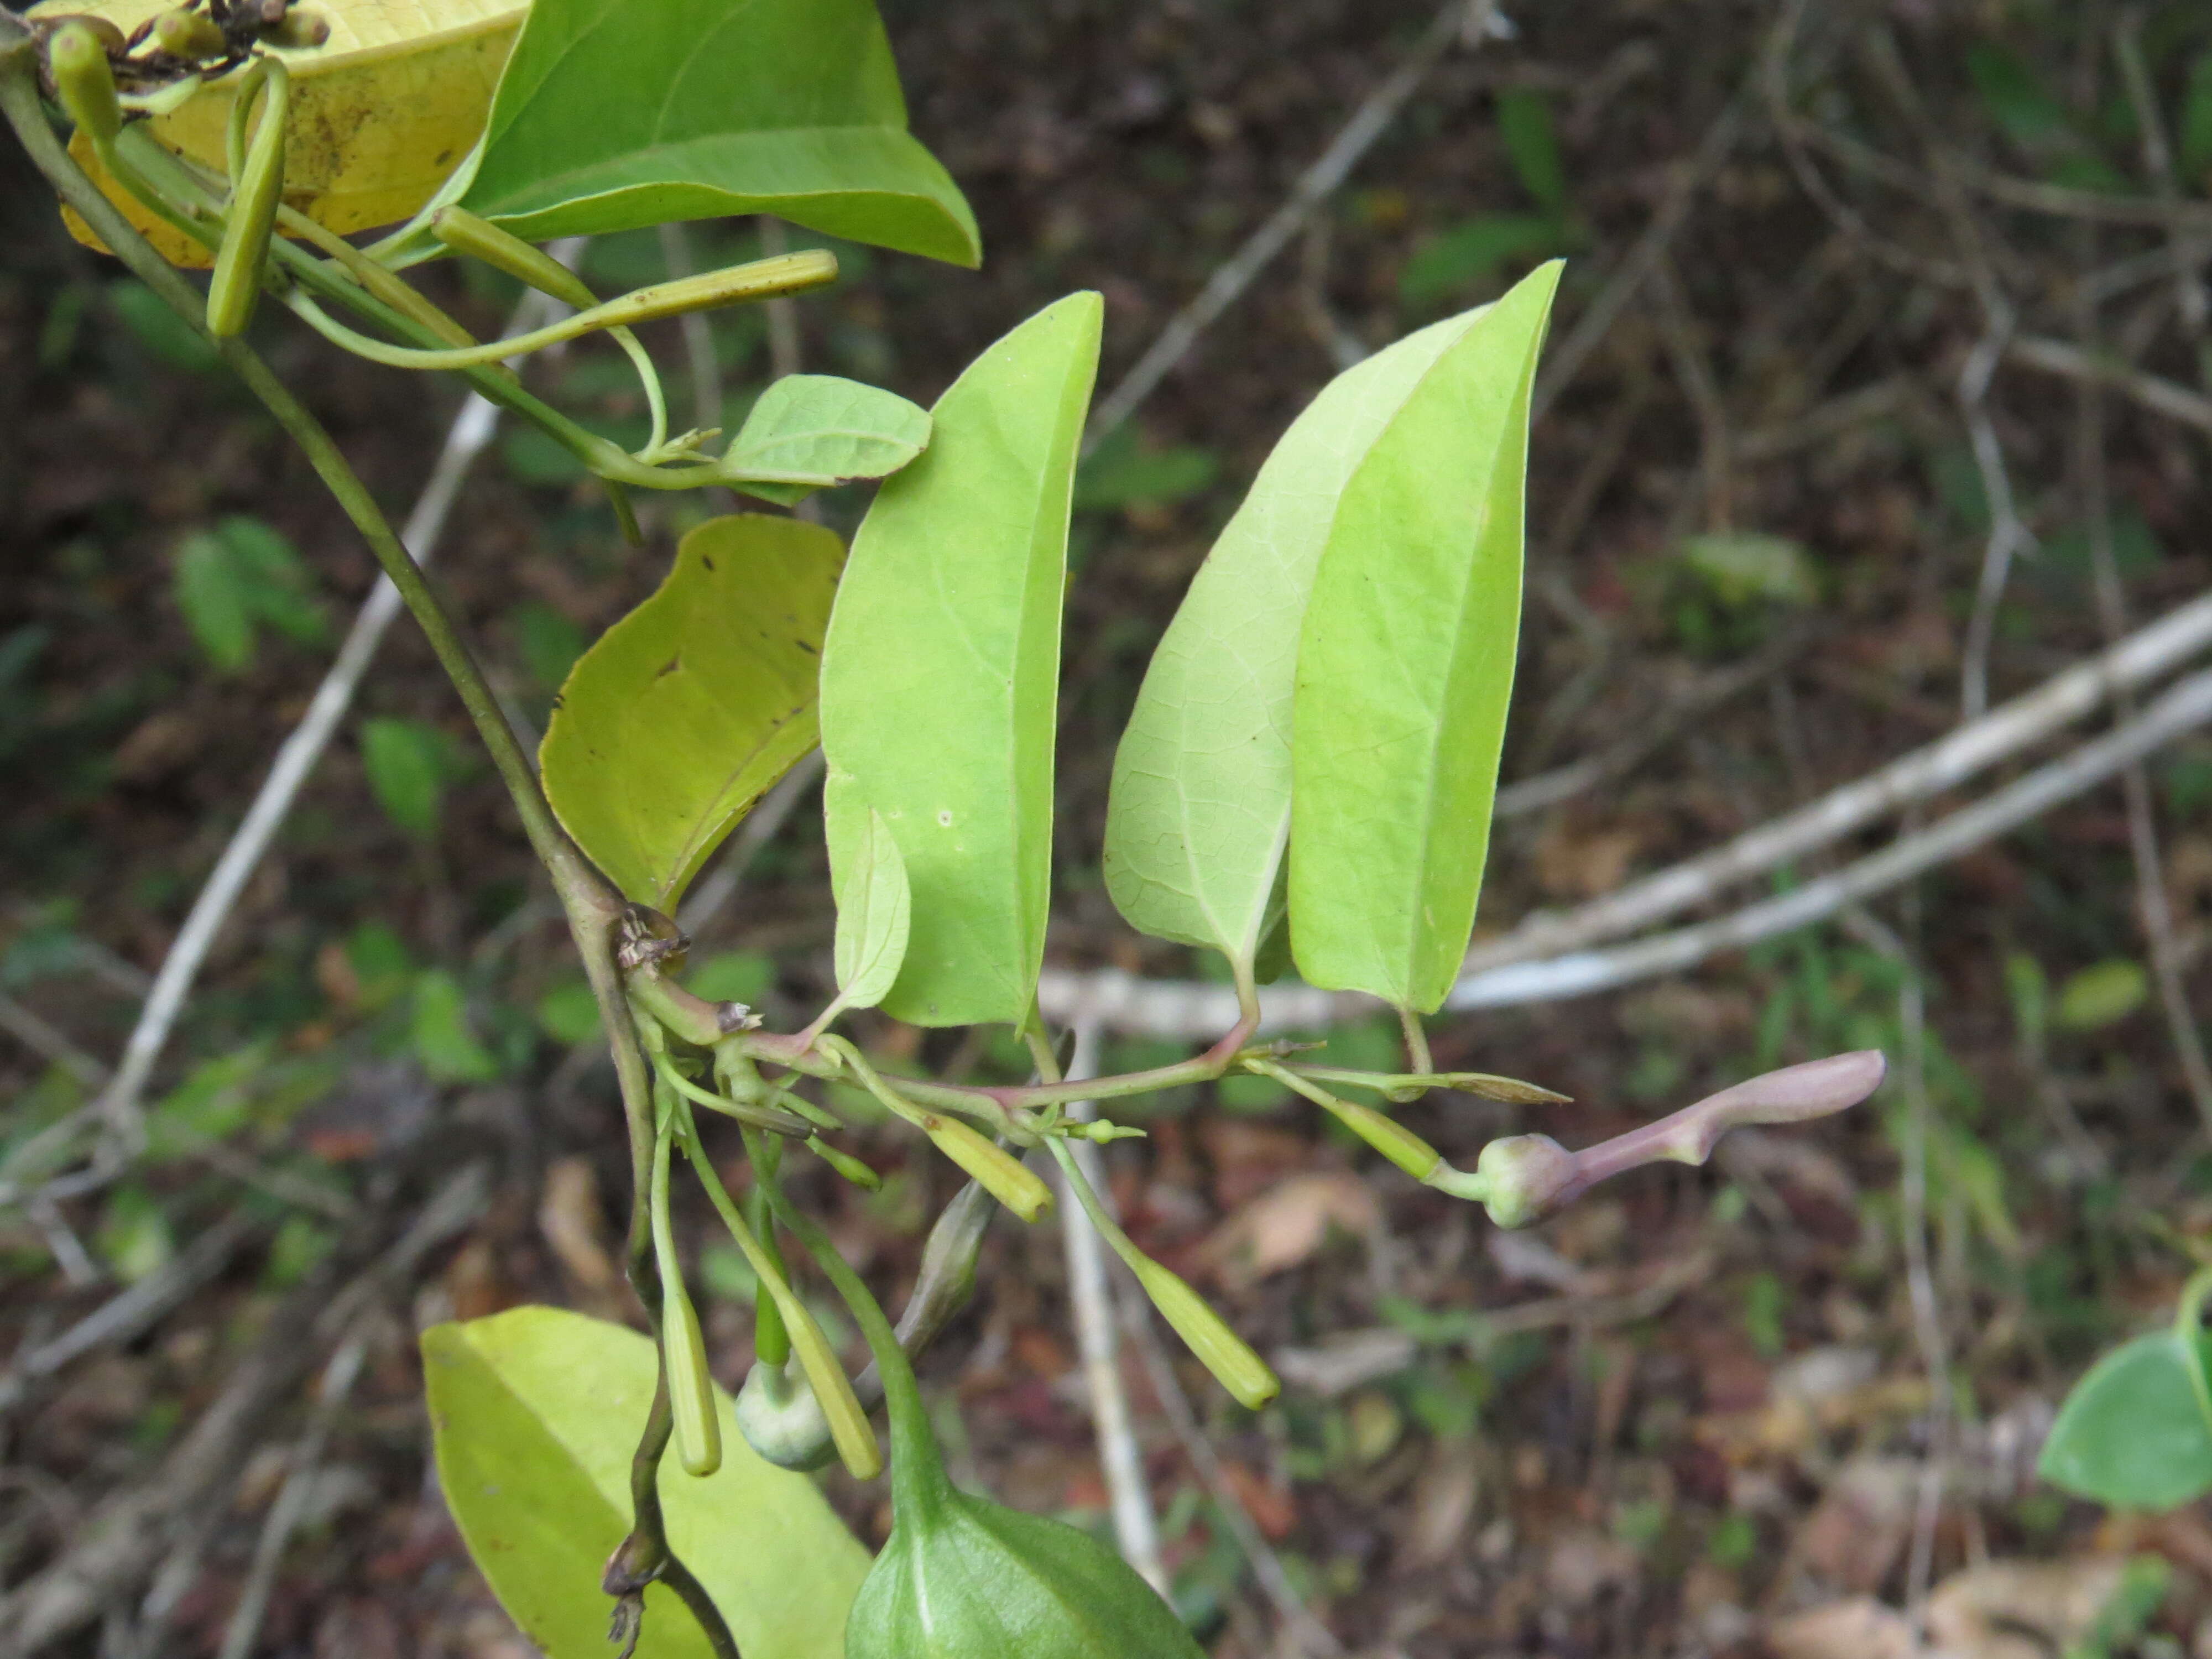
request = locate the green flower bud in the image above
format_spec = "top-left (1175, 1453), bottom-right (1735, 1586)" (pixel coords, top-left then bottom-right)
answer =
top-left (1462, 1133), bottom-right (1576, 1229)
top-left (152, 9), bottom-right (229, 59)
top-left (47, 20), bottom-right (123, 142)
top-left (806, 1133), bottom-right (881, 1191)
top-left (849, 1480), bottom-right (1206, 1659)
top-left (262, 8), bottom-right (331, 49)
top-left (662, 1271), bottom-right (721, 1477)
top-left (1128, 1256), bottom-right (1279, 1410)
top-left (850, 1247), bottom-right (1206, 1659)
top-left (921, 1113), bottom-right (1052, 1222)
top-left (207, 58), bottom-right (288, 338)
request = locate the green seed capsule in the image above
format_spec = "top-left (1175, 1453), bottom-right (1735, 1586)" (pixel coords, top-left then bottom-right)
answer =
top-left (206, 59), bottom-right (289, 338)
top-left (47, 22), bottom-right (123, 142)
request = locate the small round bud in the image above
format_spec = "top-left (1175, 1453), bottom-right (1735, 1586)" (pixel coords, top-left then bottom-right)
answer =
top-left (1470, 1133), bottom-right (1577, 1229)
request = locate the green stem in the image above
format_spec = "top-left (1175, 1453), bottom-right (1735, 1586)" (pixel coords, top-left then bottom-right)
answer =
top-left (0, 49), bottom-right (730, 1657)
top-left (745, 1129), bottom-right (948, 1519)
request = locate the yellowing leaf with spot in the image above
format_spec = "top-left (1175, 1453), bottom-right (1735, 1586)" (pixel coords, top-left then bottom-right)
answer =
top-left (31, 0), bottom-right (525, 267)
top-left (540, 514), bottom-right (842, 911)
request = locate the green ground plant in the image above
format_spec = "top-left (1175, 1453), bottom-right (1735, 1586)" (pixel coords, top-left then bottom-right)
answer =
top-left (1, 2), bottom-right (1890, 1653)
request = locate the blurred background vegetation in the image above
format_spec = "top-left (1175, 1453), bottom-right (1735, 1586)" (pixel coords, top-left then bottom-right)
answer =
top-left (4, 0), bottom-right (2212, 1654)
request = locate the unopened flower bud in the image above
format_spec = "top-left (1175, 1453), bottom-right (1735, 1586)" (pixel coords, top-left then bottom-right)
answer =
top-left (1464, 1133), bottom-right (1578, 1229)
top-left (151, 9), bottom-right (229, 58)
top-left (1129, 1255), bottom-right (1279, 1410)
top-left (921, 1114), bottom-right (1052, 1222)
top-left (47, 21), bottom-right (122, 142)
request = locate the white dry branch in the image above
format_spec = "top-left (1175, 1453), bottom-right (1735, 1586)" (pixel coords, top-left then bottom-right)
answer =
top-left (72, 270), bottom-right (580, 1164)
top-left (1084, 0), bottom-right (1505, 452)
top-left (1050, 1018), bottom-right (1169, 1597)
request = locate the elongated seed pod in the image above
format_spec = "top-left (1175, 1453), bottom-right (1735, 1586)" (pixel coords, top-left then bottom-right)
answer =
top-left (207, 59), bottom-right (289, 338)
top-left (47, 22), bottom-right (123, 142)
top-left (650, 1119), bottom-right (722, 1477)
top-left (430, 206), bottom-right (598, 311)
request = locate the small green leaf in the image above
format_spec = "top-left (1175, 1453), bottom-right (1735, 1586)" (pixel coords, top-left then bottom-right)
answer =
top-left (1104, 304), bottom-right (1515, 985)
top-left (509, 601), bottom-right (587, 693)
top-left (1398, 213), bottom-right (1567, 312)
top-left (2002, 951), bottom-right (2048, 1050)
top-left (723, 374), bottom-right (931, 495)
top-left (2040, 1330), bottom-right (2212, 1511)
top-left (818, 293), bottom-right (1102, 1026)
top-left (1678, 531), bottom-right (1819, 609)
top-left (2055, 959), bottom-right (2149, 1032)
top-left (361, 717), bottom-right (449, 842)
top-left (1290, 260), bottom-right (1561, 1014)
top-left (98, 1185), bottom-right (175, 1284)
top-left (412, 969), bottom-right (501, 1084)
top-left (1496, 88), bottom-right (1566, 212)
top-left (825, 783), bottom-right (910, 1013)
top-left (1968, 41), bottom-right (2074, 149)
top-left (424, 1305), bottom-right (869, 1658)
top-left (1072, 426), bottom-right (1218, 512)
top-left (108, 280), bottom-right (219, 373)
top-left (173, 517), bottom-right (326, 673)
top-left (460, 0), bottom-right (980, 266)
top-left (686, 951), bottom-right (775, 1006)
top-left (534, 980), bottom-right (603, 1046)
top-left (2181, 51), bottom-right (2212, 179)
top-left (540, 514), bottom-right (842, 910)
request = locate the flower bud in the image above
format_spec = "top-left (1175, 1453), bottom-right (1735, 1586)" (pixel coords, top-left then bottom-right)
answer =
top-left (1324, 1097), bottom-right (1442, 1180)
top-left (806, 1133), bottom-right (881, 1190)
top-left (152, 9), bottom-right (229, 59)
top-left (1460, 1133), bottom-right (1577, 1229)
top-left (921, 1113), bottom-right (1052, 1222)
top-left (1129, 1256), bottom-right (1279, 1410)
top-left (662, 1271), bottom-right (721, 1477)
top-left (849, 1481), bottom-right (1207, 1659)
top-left (47, 21), bottom-right (122, 142)
top-left (262, 8), bottom-right (331, 48)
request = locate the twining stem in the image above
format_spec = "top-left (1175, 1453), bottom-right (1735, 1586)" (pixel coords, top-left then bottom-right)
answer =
top-left (0, 41), bottom-right (733, 1657)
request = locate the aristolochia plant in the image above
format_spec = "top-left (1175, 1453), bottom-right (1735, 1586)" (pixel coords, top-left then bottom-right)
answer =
top-left (2, 3), bottom-right (1886, 1654)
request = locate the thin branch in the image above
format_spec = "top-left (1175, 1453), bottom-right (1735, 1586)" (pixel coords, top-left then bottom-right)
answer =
top-left (1957, 296), bottom-right (2036, 721)
top-left (1038, 660), bottom-right (2212, 1035)
top-left (0, 990), bottom-right (107, 1089)
top-left (2006, 334), bottom-right (2212, 435)
top-left (1047, 1018), bottom-right (1167, 1595)
top-left (1086, 0), bottom-right (1501, 451)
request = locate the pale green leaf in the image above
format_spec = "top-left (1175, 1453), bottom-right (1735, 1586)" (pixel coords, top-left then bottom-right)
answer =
top-left (361, 717), bottom-right (448, 842)
top-left (817, 293), bottom-right (1102, 1026)
top-left (1103, 305), bottom-right (1509, 985)
top-left (424, 1305), bottom-right (869, 1658)
top-left (2055, 958), bottom-right (2149, 1032)
top-left (460, 0), bottom-right (980, 266)
top-left (2039, 1329), bottom-right (2212, 1511)
top-left (412, 969), bottom-right (500, 1084)
top-left (1679, 531), bottom-right (1818, 609)
top-left (826, 780), bottom-right (910, 1012)
top-left (541, 514), bottom-right (842, 910)
top-left (174, 533), bottom-right (254, 672)
top-left (724, 373), bottom-right (931, 494)
top-left (1289, 260), bottom-right (1562, 1014)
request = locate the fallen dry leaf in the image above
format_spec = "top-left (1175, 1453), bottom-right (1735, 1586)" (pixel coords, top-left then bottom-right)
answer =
top-left (1199, 1171), bottom-right (1380, 1288)
top-left (1765, 1597), bottom-right (1915, 1659)
top-left (1926, 1558), bottom-right (2126, 1659)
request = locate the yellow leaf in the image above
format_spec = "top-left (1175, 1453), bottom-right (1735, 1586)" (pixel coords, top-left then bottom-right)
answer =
top-left (30, 0), bottom-right (525, 266)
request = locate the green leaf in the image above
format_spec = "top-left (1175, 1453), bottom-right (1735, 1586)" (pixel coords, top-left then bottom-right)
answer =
top-left (1496, 89), bottom-right (1567, 212)
top-left (534, 980), bottom-right (603, 1046)
top-left (108, 280), bottom-right (218, 373)
top-left (2181, 51), bottom-right (2212, 180)
top-left (413, 970), bottom-right (502, 1084)
top-left (1289, 260), bottom-right (1561, 1014)
top-left (1398, 213), bottom-right (1567, 312)
top-left (2054, 958), bottom-right (2149, 1032)
top-left (1678, 531), bottom-right (1819, 609)
top-left (1968, 42), bottom-right (2073, 149)
top-left (361, 717), bottom-right (448, 842)
top-left (2040, 1330), bottom-right (2212, 1511)
top-left (541, 514), bottom-right (842, 910)
top-left (686, 950), bottom-right (775, 1005)
top-left (817, 292), bottom-right (1102, 1026)
top-left (509, 601), bottom-right (588, 693)
top-left (460, 0), bottom-right (980, 267)
top-left (424, 1305), bottom-right (869, 1658)
top-left (98, 1185), bottom-right (175, 1284)
top-left (825, 784), bottom-right (911, 1014)
top-left (1104, 298), bottom-right (1529, 985)
top-left (173, 517), bottom-right (327, 674)
top-left (1073, 426), bottom-right (1219, 512)
top-left (723, 373), bottom-right (932, 494)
